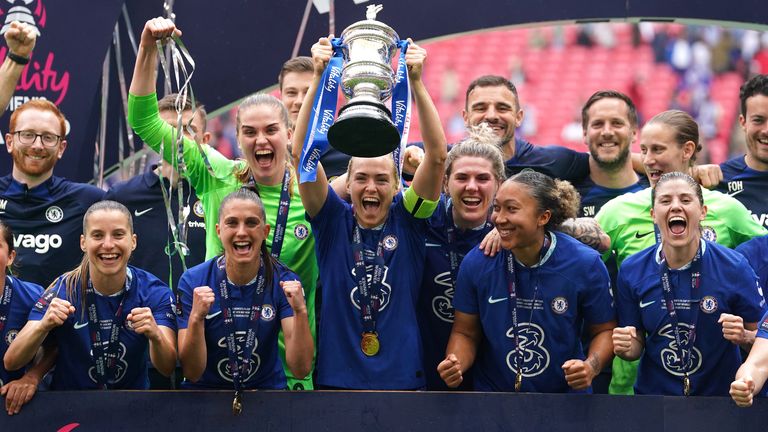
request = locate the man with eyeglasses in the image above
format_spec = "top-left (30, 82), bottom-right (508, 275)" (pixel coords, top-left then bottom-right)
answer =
top-left (0, 100), bottom-right (104, 287)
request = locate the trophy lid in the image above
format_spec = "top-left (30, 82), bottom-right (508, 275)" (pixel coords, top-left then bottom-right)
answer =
top-left (340, 4), bottom-right (399, 42)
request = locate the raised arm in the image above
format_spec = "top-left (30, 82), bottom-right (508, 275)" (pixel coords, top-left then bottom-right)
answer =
top-left (178, 285), bottom-right (215, 382)
top-left (0, 22), bottom-right (36, 114)
top-left (407, 41), bottom-right (447, 201)
top-left (280, 280), bottom-right (314, 379)
top-left (129, 17), bottom-right (181, 97)
top-left (291, 37), bottom-right (331, 217)
top-left (126, 307), bottom-right (177, 377)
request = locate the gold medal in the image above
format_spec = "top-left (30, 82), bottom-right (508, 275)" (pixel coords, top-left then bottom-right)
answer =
top-left (515, 370), bottom-right (522, 392)
top-left (683, 374), bottom-right (691, 396)
top-left (232, 392), bottom-right (243, 415)
top-left (361, 332), bottom-right (380, 356)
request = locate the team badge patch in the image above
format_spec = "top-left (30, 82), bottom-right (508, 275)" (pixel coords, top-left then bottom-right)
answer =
top-left (699, 296), bottom-right (718, 313)
top-left (551, 297), bottom-right (568, 314)
top-left (701, 226), bottom-right (717, 242)
top-left (4, 329), bottom-right (18, 345)
top-left (45, 205), bottom-right (64, 223)
top-left (261, 304), bottom-right (275, 321)
top-left (193, 200), bottom-right (204, 217)
top-left (382, 235), bottom-right (398, 251)
top-left (761, 317), bottom-right (768, 332)
top-left (294, 223), bottom-right (309, 240)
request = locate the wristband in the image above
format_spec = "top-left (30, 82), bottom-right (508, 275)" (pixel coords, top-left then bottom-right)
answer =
top-left (7, 52), bottom-right (29, 65)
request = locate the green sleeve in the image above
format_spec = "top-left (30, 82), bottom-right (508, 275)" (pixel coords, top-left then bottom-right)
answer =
top-left (127, 93), bottom-right (242, 193)
top-left (402, 187), bottom-right (439, 219)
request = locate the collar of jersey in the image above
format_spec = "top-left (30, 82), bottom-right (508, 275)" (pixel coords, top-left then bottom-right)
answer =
top-left (6, 175), bottom-right (57, 199)
top-left (92, 267), bottom-right (133, 297)
top-left (655, 239), bottom-right (707, 269)
top-left (515, 230), bottom-right (557, 268)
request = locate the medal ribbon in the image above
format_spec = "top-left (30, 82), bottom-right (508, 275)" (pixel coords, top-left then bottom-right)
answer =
top-left (86, 274), bottom-right (132, 389)
top-left (444, 197), bottom-right (492, 290)
top-left (299, 38), bottom-right (344, 183)
top-left (658, 242), bottom-right (702, 393)
top-left (269, 170), bottom-right (292, 261)
top-left (0, 277), bottom-right (14, 334)
top-left (217, 256), bottom-right (267, 393)
top-left (351, 221), bottom-right (388, 336)
top-left (391, 40), bottom-right (411, 179)
top-left (505, 233), bottom-right (551, 385)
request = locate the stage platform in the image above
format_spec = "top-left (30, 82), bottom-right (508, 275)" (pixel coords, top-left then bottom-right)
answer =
top-left (0, 390), bottom-right (763, 431)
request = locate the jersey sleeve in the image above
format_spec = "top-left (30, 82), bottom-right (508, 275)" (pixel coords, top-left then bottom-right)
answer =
top-left (147, 278), bottom-right (178, 331)
top-left (615, 263), bottom-right (642, 330)
top-left (309, 186), bottom-right (349, 235)
top-left (736, 238), bottom-right (768, 303)
top-left (127, 93), bottom-right (241, 193)
top-left (453, 249), bottom-right (481, 314)
top-left (757, 310), bottom-right (768, 340)
top-left (538, 145), bottom-right (590, 183)
top-left (595, 197), bottom-right (627, 263)
top-left (275, 268), bottom-right (298, 320)
top-left (27, 278), bottom-right (65, 321)
top-left (578, 254), bottom-right (616, 325)
top-left (727, 258), bottom-right (766, 323)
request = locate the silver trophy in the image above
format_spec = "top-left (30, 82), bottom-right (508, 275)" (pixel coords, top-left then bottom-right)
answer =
top-left (327, 4), bottom-right (402, 157)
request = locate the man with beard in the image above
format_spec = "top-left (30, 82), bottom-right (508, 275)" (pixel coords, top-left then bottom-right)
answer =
top-left (461, 75), bottom-right (591, 182)
top-left (0, 100), bottom-right (104, 287)
top-left (571, 91), bottom-right (647, 393)
top-left (574, 91), bottom-right (647, 218)
top-left (717, 74), bottom-right (768, 228)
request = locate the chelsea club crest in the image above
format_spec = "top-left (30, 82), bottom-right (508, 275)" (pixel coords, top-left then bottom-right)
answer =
top-left (382, 234), bottom-right (398, 251)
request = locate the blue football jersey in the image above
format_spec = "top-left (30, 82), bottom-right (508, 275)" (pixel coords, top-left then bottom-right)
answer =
top-left (0, 277), bottom-right (44, 387)
top-left (311, 187), bottom-right (428, 389)
top-left (176, 258), bottom-right (295, 390)
top-left (419, 196), bottom-right (491, 390)
top-left (106, 169), bottom-right (207, 289)
top-left (0, 175), bottom-right (104, 287)
top-left (28, 267), bottom-right (177, 390)
top-left (736, 235), bottom-right (768, 304)
top-left (616, 241), bottom-right (766, 396)
top-left (718, 155), bottom-right (768, 228)
top-left (453, 231), bottom-right (615, 392)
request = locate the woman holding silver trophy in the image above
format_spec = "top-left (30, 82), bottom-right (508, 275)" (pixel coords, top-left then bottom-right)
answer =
top-left (292, 23), bottom-right (448, 389)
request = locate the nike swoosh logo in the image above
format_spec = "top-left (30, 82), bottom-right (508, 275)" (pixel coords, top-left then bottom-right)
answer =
top-left (206, 311), bottom-right (222, 319)
top-left (488, 296), bottom-right (508, 304)
top-left (425, 243), bottom-right (442, 247)
top-left (134, 208), bottom-right (153, 217)
top-left (640, 300), bottom-right (656, 308)
top-left (73, 321), bottom-right (89, 330)
top-left (635, 231), bottom-right (654, 239)
top-left (728, 189), bottom-right (744, 197)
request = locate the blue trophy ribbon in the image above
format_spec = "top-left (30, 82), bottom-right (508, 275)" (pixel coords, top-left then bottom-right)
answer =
top-left (299, 38), bottom-right (344, 183)
top-left (391, 39), bottom-right (412, 179)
